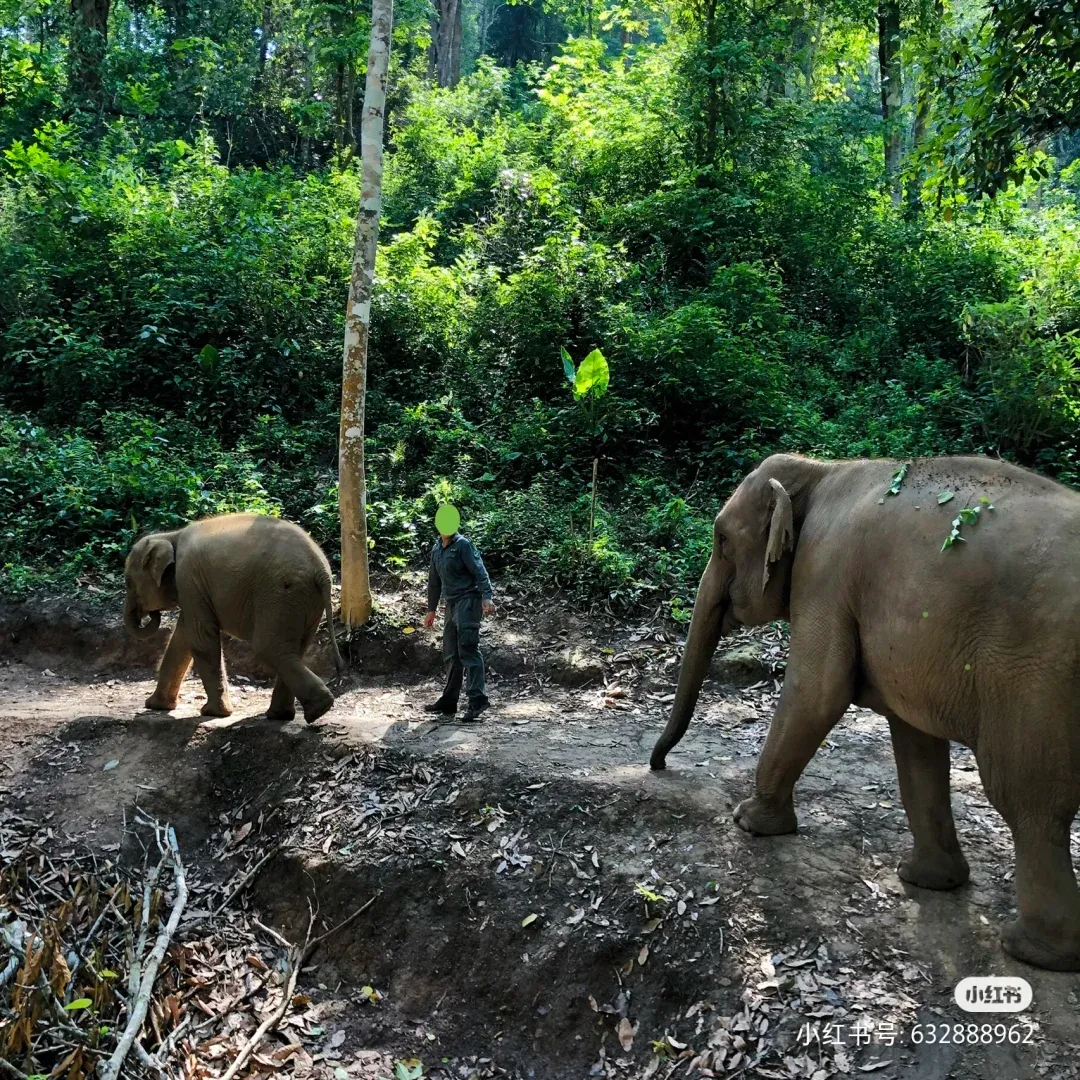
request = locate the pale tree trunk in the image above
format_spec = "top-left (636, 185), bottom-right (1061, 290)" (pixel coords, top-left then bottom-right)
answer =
top-left (478, 0), bottom-right (502, 54)
top-left (339, 0), bottom-right (393, 626)
top-left (877, 0), bottom-right (903, 205)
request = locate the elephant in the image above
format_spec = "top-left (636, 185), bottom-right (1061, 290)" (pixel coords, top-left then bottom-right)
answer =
top-left (124, 513), bottom-right (344, 724)
top-left (650, 453), bottom-right (1080, 971)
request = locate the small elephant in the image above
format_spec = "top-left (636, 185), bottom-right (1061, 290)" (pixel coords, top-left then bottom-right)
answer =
top-left (650, 453), bottom-right (1080, 971)
top-left (124, 513), bottom-right (344, 724)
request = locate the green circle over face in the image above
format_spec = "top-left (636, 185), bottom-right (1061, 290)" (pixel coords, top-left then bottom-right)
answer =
top-left (435, 504), bottom-right (461, 536)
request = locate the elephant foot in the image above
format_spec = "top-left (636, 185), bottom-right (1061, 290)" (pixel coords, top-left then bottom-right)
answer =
top-left (144, 692), bottom-right (177, 711)
top-left (1001, 918), bottom-right (1080, 971)
top-left (734, 794), bottom-right (797, 836)
top-left (200, 701), bottom-right (233, 718)
top-left (898, 847), bottom-right (970, 891)
top-left (266, 706), bottom-right (296, 722)
top-left (302, 690), bottom-right (335, 725)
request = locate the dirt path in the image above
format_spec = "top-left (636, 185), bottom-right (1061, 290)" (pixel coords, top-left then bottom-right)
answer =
top-left (2, 628), bottom-right (1079, 1080)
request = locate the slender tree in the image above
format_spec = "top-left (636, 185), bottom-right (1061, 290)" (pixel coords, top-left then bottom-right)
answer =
top-left (67, 0), bottom-right (111, 114)
top-left (877, 0), bottom-right (903, 204)
top-left (338, 0), bottom-right (393, 626)
top-left (431, 0), bottom-right (463, 87)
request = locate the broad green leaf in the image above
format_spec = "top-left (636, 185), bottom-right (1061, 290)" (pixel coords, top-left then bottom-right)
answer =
top-left (573, 349), bottom-right (609, 400)
top-left (560, 346), bottom-right (576, 386)
top-left (66, 998), bottom-right (93, 1010)
top-left (99, 969), bottom-right (118, 979)
top-left (198, 344), bottom-right (218, 372)
top-left (937, 491), bottom-right (954, 505)
top-left (887, 462), bottom-right (909, 496)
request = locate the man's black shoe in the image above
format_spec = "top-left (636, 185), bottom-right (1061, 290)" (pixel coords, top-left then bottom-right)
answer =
top-left (423, 700), bottom-right (457, 715)
top-left (460, 698), bottom-right (489, 723)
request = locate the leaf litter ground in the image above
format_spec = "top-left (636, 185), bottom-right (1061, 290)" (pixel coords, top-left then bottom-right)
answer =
top-left (1, 609), bottom-right (1079, 1080)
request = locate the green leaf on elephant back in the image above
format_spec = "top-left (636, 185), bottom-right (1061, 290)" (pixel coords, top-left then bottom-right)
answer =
top-left (887, 462), bottom-right (910, 496)
top-left (560, 346), bottom-right (576, 387)
top-left (573, 349), bottom-right (609, 400)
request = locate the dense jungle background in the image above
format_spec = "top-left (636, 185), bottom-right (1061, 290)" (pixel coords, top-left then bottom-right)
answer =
top-left (1, 0), bottom-right (1077, 612)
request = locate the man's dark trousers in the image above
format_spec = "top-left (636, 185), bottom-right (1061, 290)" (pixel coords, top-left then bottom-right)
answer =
top-left (439, 594), bottom-right (487, 709)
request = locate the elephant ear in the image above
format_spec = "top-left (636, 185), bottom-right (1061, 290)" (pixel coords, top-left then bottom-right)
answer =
top-left (762, 478), bottom-right (793, 590)
top-left (142, 537), bottom-right (175, 586)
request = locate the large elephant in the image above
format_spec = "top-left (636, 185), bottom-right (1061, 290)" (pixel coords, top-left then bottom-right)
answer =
top-left (650, 454), bottom-right (1080, 971)
top-left (124, 514), bottom-right (344, 724)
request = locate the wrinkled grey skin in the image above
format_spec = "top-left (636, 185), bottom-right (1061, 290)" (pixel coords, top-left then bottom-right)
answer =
top-left (651, 453), bottom-right (1080, 971)
top-left (125, 514), bottom-right (344, 724)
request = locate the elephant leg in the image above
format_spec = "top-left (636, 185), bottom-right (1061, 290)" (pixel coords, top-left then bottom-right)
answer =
top-left (145, 617), bottom-right (193, 710)
top-left (267, 677), bottom-right (296, 722)
top-left (888, 715), bottom-right (969, 890)
top-left (190, 624), bottom-right (233, 718)
top-left (266, 624), bottom-right (315, 722)
top-left (978, 745), bottom-right (1080, 970)
top-left (256, 617), bottom-right (332, 724)
top-left (267, 652), bottom-right (333, 724)
top-left (733, 617), bottom-right (855, 836)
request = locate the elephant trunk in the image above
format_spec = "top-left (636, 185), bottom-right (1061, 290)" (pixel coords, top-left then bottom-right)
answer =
top-left (650, 555), bottom-right (728, 770)
top-left (124, 595), bottom-right (161, 638)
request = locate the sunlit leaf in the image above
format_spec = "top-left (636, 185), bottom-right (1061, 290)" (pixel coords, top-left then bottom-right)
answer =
top-left (560, 346), bottom-right (576, 386)
top-left (573, 349), bottom-right (609, 400)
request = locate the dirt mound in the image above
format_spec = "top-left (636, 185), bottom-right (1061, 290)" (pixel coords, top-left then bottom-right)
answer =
top-left (2, 610), bottom-right (1077, 1080)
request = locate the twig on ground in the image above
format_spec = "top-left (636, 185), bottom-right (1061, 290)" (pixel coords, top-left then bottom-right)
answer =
top-left (301, 890), bottom-right (381, 965)
top-left (253, 918), bottom-right (295, 951)
top-left (153, 1014), bottom-right (191, 1061)
top-left (218, 911), bottom-right (314, 1080)
top-left (184, 846), bottom-right (281, 935)
top-left (100, 824), bottom-right (187, 1080)
top-left (133, 1039), bottom-right (163, 1073)
top-left (0, 1055), bottom-right (29, 1080)
top-left (128, 851), bottom-right (166, 1001)
top-left (190, 976), bottom-right (269, 1038)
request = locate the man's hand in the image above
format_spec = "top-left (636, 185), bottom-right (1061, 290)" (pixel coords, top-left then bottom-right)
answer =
top-left (423, 610), bottom-right (437, 629)
top-left (483, 600), bottom-right (496, 618)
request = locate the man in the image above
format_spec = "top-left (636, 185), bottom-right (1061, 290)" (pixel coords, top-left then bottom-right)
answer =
top-left (423, 504), bottom-right (496, 722)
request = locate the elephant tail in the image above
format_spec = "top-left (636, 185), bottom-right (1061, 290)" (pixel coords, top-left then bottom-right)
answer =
top-left (323, 579), bottom-right (347, 675)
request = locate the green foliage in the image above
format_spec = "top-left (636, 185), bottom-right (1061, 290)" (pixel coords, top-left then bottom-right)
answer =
top-left (0, 1), bottom-right (1078, 608)
top-left (927, 0), bottom-right (1080, 198)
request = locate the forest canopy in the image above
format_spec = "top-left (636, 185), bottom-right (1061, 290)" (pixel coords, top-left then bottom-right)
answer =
top-left (1, 0), bottom-right (1078, 611)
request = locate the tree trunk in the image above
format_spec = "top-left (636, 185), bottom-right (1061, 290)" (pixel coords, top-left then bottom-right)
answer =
top-left (907, 0), bottom-right (942, 211)
top-left (300, 35), bottom-right (316, 167)
top-left (703, 0), bottom-right (719, 167)
top-left (346, 65), bottom-right (357, 152)
top-left (67, 0), bottom-right (111, 114)
top-left (433, 0), bottom-right (461, 87)
top-left (339, 0), bottom-right (393, 627)
top-left (877, 0), bottom-right (903, 205)
top-left (335, 61), bottom-right (346, 146)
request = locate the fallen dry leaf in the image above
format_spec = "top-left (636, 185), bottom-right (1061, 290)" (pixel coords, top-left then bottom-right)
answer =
top-left (617, 1017), bottom-right (634, 1051)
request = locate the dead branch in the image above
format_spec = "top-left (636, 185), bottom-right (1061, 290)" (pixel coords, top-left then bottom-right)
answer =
top-left (128, 851), bottom-right (166, 1001)
top-left (0, 1056), bottom-right (29, 1080)
top-left (100, 824), bottom-right (187, 1080)
top-left (253, 918), bottom-right (295, 951)
top-left (218, 912), bottom-right (314, 1080)
top-left (184, 846), bottom-right (281, 935)
top-left (301, 890), bottom-right (381, 965)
